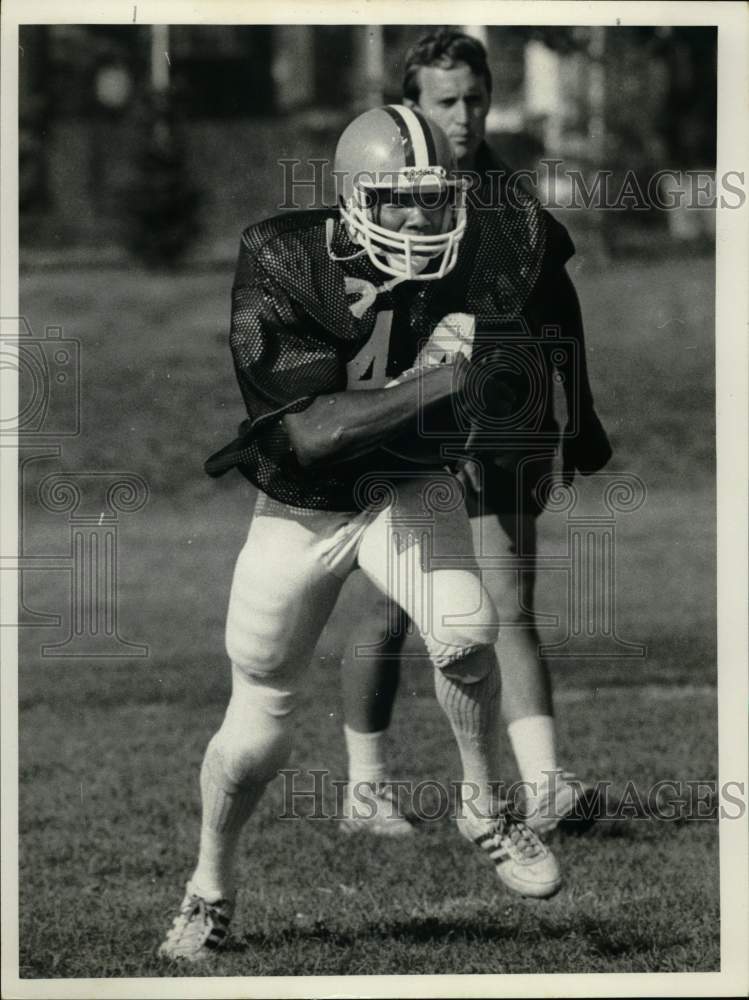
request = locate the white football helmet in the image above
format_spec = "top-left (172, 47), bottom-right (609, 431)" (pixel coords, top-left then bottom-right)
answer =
top-left (332, 105), bottom-right (467, 281)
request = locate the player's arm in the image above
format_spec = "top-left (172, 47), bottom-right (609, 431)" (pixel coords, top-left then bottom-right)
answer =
top-left (554, 268), bottom-right (594, 412)
top-left (226, 254), bottom-right (471, 471)
top-left (543, 267), bottom-right (612, 478)
top-left (283, 360), bottom-right (464, 468)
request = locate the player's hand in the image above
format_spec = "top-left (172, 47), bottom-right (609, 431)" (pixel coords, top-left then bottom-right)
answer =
top-left (562, 409), bottom-right (613, 485)
top-left (451, 349), bottom-right (471, 396)
top-left (456, 458), bottom-right (483, 495)
top-left (458, 353), bottom-right (517, 424)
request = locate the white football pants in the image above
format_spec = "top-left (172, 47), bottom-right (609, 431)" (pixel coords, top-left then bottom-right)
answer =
top-left (215, 474), bottom-right (500, 783)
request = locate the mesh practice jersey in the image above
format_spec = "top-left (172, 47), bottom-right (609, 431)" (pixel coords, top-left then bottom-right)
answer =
top-left (206, 194), bottom-right (574, 511)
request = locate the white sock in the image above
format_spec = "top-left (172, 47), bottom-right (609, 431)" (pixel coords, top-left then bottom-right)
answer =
top-left (433, 652), bottom-right (501, 826)
top-left (190, 740), bottom-right (265, 901)
top-left (344, 724), bottom-right (389, 787)
top-left (507, 714), bottom-right (559, 794)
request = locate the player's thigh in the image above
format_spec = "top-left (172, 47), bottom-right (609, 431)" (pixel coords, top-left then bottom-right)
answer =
top-left (357, 478), bottom-right (499, 655)
top-left (226, 505), bottom-right (346, 680)
top-left (470, 510), bottom-right (537, 623)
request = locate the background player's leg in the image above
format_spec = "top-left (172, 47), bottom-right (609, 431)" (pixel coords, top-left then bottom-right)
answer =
top-left (472, 511), bottom-right (557, 780)
top-left (473, 509), bottom-right (590, 831)
top-left (341, 575), bottom-right (405, 739)
top-left (357, 488), bottom-right (502, 821)
top-left (338, 576), bottom-right (413, 835)
top-left (355, 486), bottom-right (560, 896)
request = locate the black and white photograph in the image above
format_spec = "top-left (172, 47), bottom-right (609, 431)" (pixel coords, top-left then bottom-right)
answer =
top-left (1, 1), bottom-right (747, 997)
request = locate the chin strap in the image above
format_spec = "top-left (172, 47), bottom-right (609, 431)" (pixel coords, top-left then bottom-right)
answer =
top-left (328, 218), bottom-right (411, 317)
top-left (325, 217), bottom-right (366, 263)
top-left (343, 272), bottom-right (410, 318)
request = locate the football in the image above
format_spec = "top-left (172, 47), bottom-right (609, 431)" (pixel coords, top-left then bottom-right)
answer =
top-left (382, 312), bottom-right (476, 465)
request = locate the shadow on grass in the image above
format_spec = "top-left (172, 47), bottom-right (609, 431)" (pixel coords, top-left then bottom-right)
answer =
top-left (544, 783), bottom-right (721, 838)
top-left (225, 908), bottom-right (697, 958)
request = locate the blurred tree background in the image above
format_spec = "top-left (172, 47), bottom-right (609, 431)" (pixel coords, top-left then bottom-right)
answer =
top-left (19, 24), bottom-right (717, 268)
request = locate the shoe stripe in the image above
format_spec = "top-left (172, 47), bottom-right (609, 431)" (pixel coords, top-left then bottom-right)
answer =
top-left (160, 893), bottom-right (234, 959)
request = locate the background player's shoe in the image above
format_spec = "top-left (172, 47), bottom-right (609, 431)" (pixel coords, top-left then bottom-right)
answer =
top-left (340, 783), bottom-right (416, 837)
top-left (158, 883), bottom-right (234, 962)
top-left (522, 771), bottom-right (599, 836)
top-left (459, 811), bottom-right (562, 898)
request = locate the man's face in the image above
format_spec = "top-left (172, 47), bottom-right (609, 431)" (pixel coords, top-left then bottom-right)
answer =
top-left (376, 191), bottom-right (451, 238)
top-left (407, 62), bottom-right (490, 167)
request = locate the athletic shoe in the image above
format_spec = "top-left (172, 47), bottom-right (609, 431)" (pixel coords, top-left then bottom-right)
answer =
top-left (158, 883), bottom-right (234, 962)
top-left (460, 811), bottom-right (562, 898)
top-left (340, 783), bottom-right (416, 838)
top-left (522, 771), bottom-right (599, 836)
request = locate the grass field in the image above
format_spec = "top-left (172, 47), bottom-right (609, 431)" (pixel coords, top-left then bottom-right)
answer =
top-left (15, 250), bottom-right (720, 978)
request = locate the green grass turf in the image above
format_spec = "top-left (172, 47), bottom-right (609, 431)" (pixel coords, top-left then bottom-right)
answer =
top-left (18, 675), bottom-right (720, 977)
top-left (16, 252), bottom-right (719, 977)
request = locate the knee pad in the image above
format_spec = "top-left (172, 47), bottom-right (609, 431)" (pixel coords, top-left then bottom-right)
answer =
top-left (226, 618), bottom-right (292, 681)
top-left (434, 646), bottom-right (501, 690)
top-left (431, 643), bottom-right (497, 683)
top-left (209, 667), bottom-right (299, 788)
top-left (227, 661), bottom-right (300, 718)
top-left (421, 577), bottom-right (499, 676)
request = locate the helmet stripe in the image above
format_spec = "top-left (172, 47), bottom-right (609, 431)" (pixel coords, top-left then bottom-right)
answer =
top-left (391, 105), bottom-right (431, 168)
top-left (382, 105), bottom-right (439, 169)
top-left (407, 107), bottom-right (438, 165)
top-left (381, 105), bottom-right (415, 167)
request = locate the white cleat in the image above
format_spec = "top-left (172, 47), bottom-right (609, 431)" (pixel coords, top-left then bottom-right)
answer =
top-left (340, 783), bottom-right (416, 838)
top-left (522, 771), bottom-right (598, 836)
top-left (158, 883), bottom-right (234, 963)
top-left (460, 812), bottom-right (562, 898)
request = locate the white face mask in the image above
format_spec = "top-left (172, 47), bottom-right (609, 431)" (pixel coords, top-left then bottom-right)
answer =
top-left (384, 252), bottom-right (431, 275)
top-left (334, 172), bottom-right (468, 283)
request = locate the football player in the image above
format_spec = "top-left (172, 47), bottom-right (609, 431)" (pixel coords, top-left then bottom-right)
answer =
top-left (338, 29), bottom-right (612, 837)
top-left (159, 106), bottom-right (563, 963)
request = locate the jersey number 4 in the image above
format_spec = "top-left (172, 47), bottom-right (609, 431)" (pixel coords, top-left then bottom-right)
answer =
top-left (346, 310), bottom-right (393, 390)
top-left (345, 310), bottom-right (476, 390)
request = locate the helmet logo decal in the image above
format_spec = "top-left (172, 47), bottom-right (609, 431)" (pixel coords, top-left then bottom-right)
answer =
top-left (399, 166), bottom-right (447, 184)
